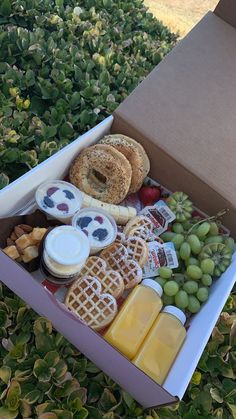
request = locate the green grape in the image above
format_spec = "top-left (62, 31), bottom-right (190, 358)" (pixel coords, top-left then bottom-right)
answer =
top-left (180, 242), bottom-right (191, 260)
top-left (224, 237), bottom-right (235, 253)
top-left (172, 222), bottom-right (184, 234)
top-left (186, 265), bottom-right (203, 280)
top-left (163, 294), bottom-right (174, 305)
top-left (160, 231), bottom-right (176, 242)
top-left (173, 273), bottom-right (185, 287)
top-left (186, 234), bottom-right (201, 255)
top-left (201, 274), bottom-right (212, 286)
top-left (208, 222), bottom-right (219, 236)
top-left (183, 280), bottom-right (199, 294)
top-left (205, 235), bottom-right (223, 245)
top-left (219, 259), bottom-right (231, 273)
top-left (158, 267), bottom-right (173, 279)
top-left (200, 243), bottom-right (232, 276)
top-left (166, 192), bottom-right (193, 222)
top-left (172, 233), bottom-right (185, 250)
top-left (197, 287), bottom-right (209, 302)
top-left (214, 267), bottom-right (222, 277)
top-left (164, 281), bottom-right (179, 296)
top-left (175, 290), bottom-right (189, 309)
top-left (185, 257), bottom-right (200, 267)
top-left (188, 296), bottom-right (201, 313)
top-left (200, 258), bottom-right (215, 275)
top-left (196, 222), bottom-right (210, 238)
top-left (182, 220), bottom-right (192, 231)
top-left (155, 277), bottom-right (167, 287)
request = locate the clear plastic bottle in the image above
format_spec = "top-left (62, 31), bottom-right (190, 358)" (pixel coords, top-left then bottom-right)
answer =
top-left (133, 306), bottom-right (186, 384)
top-left (104, 279), bottom-right (163, 359)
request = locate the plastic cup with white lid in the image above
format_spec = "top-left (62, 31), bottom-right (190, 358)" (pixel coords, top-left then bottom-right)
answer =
top-left (42, 225), bottom-right (90, 280)
top-left (72, 207), bottom-right (117, 255)
top-left (35, 180), bottom-right (83, 223)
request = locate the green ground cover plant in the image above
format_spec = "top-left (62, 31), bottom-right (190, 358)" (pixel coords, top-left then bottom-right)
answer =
top-left (0, 283), bottom-right (235, 418)
top-left (0, 1), bottom-right (235, 418)
top-left (0, 0), bottom-right (175, 185)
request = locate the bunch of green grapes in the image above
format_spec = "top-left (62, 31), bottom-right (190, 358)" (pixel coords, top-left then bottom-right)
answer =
top-left (158, 194), bottom-right (235, 315)
top-left (155, 267), bottom-right (206, 314)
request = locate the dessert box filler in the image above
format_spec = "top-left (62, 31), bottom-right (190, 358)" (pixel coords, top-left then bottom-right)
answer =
top-left (0, 0), bottom-right (236, 408)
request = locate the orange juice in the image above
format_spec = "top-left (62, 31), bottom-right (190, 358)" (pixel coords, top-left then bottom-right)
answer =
top-left (133, 306), bottom-right (186, 384)
top-left (104, 279), bottom-right (163, 359)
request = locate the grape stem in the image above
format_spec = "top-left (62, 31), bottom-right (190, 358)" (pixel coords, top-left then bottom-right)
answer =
top-left (186, 209), bottom-right (229, 237)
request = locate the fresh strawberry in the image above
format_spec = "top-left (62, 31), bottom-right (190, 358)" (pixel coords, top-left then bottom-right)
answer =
top-left (138, 185), bottom-right (161, 206)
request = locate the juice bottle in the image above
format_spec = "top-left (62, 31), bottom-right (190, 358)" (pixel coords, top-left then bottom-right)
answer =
top-left (133, 306), bottom-right (186, 384)
top-left (104, 279), bottom-right (163, 359)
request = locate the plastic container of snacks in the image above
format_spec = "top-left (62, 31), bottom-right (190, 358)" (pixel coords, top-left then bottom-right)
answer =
top-left (72, 207), bottom-right (117, 254)
top-left (35, 180), bottom-right (83, 223)
top-left (104, 279), bottom-right (163, 359)
top-left (133, 306), bottom-right (186, 384)
top-left (42, 225), bottom-right (90, 283)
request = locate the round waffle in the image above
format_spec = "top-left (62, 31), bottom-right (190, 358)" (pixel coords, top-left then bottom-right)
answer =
top-left (78, 256), bottom-right (124, 299)
top-left (124, 215), bottom-right (156, 241)
top-left (100, 243), bottom-right (142, 289)
top-left (65, 276), bottom-right (117, 331)
top-left (125, 236), bottom-right (149, 268)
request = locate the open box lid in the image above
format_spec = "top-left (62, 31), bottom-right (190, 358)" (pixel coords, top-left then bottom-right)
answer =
top-left (113, 0), bottom-right (236, 235)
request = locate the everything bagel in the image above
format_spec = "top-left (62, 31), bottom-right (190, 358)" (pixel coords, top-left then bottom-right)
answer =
top-left (69, 144), bottom-right (132, 204)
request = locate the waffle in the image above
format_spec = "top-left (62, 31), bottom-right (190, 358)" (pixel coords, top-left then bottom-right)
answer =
top-left (125, 236), bottom-right (149, 268)
top-left (78, 256), bottom-right (124, 299)
top-left (114, 233), bottom-right (149, 268)
top-left (100, 243), bottom-right (142, 289)
top-left (115, 231), bottom-right (126, 243)
top-left (124, 215), bottom-right (156, 241)
top-left (65, 276), bottom-right (117, 331)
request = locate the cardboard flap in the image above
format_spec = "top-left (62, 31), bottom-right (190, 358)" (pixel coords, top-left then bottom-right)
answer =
top-left (214, 0), bottom-right (236, 28)
top-left (114, 12), bottom-right (236, 209)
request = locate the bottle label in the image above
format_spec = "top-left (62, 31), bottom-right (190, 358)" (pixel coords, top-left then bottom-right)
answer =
top-left (140, 200), bottom-right (175, 236)
top-left (142, 241), bottom-right (178, 278)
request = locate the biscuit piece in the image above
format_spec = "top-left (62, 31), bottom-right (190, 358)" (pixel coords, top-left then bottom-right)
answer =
top-left (3, 245), bottom-right (20, 260)
top-left (30, 228), bottom-right (47, 243)
top-left (22, 246), bottom-right (39, 263)
top-left (69, 144), bottom-right (132, 204)
top-left (15, 234), bottom-right (33, 251)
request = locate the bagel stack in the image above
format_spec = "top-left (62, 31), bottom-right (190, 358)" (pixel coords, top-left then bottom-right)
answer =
top-left (100, 134), bottom-right (150, 194)
top-left (69, 134), bottom-right (150, 205)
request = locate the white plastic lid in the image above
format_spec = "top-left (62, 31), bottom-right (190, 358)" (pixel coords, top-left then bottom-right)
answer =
top-left (72, 207), bottom-right (117, 248)
top-left (142, 278), bottom-right (163, 297)
top-left (162, 306), bottom-right (186, 325)
top-left (35, 180), bottom-right (83, 218)
top-left (45, 226), bottom-right (90, 266)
